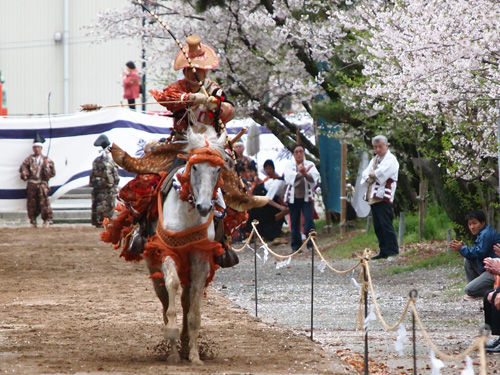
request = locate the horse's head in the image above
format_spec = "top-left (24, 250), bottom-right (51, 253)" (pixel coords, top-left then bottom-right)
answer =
top-left (183, 127), bottom-right (226, 217)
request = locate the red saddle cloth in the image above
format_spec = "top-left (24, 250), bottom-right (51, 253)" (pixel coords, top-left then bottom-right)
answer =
top-left (101, 173), bottom-right (163, 262)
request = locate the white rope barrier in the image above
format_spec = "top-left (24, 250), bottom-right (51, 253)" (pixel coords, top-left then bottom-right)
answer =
top-left (227, 220), bottom-right (490, 374)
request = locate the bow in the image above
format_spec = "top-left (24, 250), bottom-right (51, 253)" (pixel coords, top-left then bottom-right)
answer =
top-left (46, 92), bottom-right (53, 158)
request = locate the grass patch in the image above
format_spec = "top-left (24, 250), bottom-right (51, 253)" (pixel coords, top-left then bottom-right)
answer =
top-left (444, 279), bottom-right (467, 297)
top-left (317, 203), bottom-right (462, 273)
top-left (385, 248), bottom-right (461, 275)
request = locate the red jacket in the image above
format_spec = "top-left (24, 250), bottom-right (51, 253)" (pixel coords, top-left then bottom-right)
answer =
top-left (123, 70), bottom-right (140, 99)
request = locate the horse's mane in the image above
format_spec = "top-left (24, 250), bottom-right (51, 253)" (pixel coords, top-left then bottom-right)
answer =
top-left (185, 126), bottom-right (225, 156)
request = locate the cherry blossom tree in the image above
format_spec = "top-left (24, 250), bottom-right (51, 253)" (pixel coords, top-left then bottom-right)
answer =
top-left (335, 0), bottom-right (500, 225)
top-left (88, 0), bottom-right (352, 160)
top-left (89, 0), bottom-right (500, 225)
top-left (346, 0), bottom-right (500, 182)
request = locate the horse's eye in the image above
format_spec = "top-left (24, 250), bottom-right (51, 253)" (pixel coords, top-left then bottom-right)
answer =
top-left (192, 165), bottom-right (197, 171)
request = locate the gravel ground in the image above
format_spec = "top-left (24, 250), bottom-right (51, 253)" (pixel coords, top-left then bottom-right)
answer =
top-left (1, 220), bottom-right (498, 374)
top-left (213, 239), bottom-right (499, 374)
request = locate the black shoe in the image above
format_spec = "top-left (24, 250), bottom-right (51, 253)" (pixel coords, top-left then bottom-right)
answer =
top-left (372, 253), bottom-right (389, 260)
top-left (129, 231), bottom-right (146, 253)
top-left (486, 337), bottom-right (500, 349)
top-left (216, 248), bottom-right (239, 268)
top-left (486, 342), bottom-right (500, 353)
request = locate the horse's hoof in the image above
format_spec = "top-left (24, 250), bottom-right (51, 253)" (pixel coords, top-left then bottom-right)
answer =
top-left (167, 352), bottom-right (181, 364)
top-left (190, 357), bottom-right (203, 366)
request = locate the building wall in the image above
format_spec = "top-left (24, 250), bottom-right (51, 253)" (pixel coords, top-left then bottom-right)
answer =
top-left (0, 0), bottom-right (162, 116)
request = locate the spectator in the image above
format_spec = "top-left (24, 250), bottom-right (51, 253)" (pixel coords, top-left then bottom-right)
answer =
top-left (123, 61), bottom-right (140, 110)
top-left (484, 246), bottom-right (500, 352)
top-left (283, 145), bottom-right (320, 253)
top-left (90, 134), bottom-right (120, 228)
top-left (233, 141), bottom-right (252, 169)
top-left (246, 160), bottom-right (288, 244)
top-left (449, 210), bottom-right (500, 300)
top-left (360, 135), bottom-right (399, 260)
top-left (246, 161), bottom-right (262, 193)
top-left (19, 134), bottom-right (56, 228)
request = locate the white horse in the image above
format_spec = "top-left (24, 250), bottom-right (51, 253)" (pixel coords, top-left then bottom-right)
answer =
top-left (145, 127), bottom-right (226, 365)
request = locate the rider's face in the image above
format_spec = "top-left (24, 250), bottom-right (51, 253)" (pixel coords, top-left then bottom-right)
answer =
top-left (184, 68), bottom-right (206, 84)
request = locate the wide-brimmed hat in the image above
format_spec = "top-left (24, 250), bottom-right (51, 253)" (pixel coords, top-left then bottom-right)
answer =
top-left (173, 35), bottom-right (219, 71)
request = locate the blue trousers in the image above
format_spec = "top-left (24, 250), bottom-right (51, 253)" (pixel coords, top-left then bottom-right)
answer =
top-left (289, 198), bottom-right (315, 251)
top-left (371, 201), bottom-right (399, 256)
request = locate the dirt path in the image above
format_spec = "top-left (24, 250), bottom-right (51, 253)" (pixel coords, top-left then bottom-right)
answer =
top-left (0, 226), bottom-right (350, 375)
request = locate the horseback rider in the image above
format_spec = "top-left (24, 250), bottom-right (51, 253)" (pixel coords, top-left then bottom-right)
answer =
top-left (105, 35), bottom-right (268, 266)
top-left (150, 34), bottom-right (234, 140)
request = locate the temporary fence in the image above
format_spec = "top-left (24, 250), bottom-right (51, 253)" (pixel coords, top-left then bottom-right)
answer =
top-left (230, 220), bottom-right (491, 375)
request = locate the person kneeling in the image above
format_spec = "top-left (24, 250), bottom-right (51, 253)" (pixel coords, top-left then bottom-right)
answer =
top-left (449, 210), bottom-right (500, 300)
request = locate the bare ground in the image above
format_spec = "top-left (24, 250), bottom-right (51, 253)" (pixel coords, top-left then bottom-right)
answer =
top-left (1, 225), bottom-right (499, 375)
top-left (0, 226), bottom-right (350, 375)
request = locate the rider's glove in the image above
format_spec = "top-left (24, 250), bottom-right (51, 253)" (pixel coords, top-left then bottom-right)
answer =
top-left (189, 93), bottom-right (219, 112)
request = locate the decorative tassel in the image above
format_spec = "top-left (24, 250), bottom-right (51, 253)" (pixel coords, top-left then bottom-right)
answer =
top-left (430, 349), bottom-right (445, 375)
top-left (461, 356), bottom-right (474, 375)
top-left (149, 271), bottom-right (164, 279)
top-left (394, 324), bottom-right (409, 355)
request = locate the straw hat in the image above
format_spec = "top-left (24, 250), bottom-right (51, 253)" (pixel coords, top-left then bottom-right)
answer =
top-left (174, 35), bottom-right (219, 71)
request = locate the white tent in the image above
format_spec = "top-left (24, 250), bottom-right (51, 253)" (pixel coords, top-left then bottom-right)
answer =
top-left (0, 109), bottom-right (289, 212)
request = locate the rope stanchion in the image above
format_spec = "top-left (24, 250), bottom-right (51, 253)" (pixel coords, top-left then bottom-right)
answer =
top-left (410, 301), bottom-right (487, 363)
top-left (363, 265), bottom-right (369, 375)
top-left (310, 230), bottom-right (315, 341)
top-left (363, 259), bottom-right (413, 330)
top-left (225, 222), bottom-right (489, 374)
top-left (254, 225), bottom-right (258, 318)
top-left (360, 255), bottom-right (488, 373)
top-left (410, 290), bottom-right (417, 375)
top-left (230, 223), bottom-right (257, 252)
top-left (478, 325), bottom-right (490, 375)
top-left (311, 239), bottom-right (365, 274)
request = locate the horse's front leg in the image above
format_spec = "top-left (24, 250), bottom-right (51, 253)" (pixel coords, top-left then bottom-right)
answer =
top-left (147, 261), bottom-right (169, 324)
top-left (180, 284), bottom-right (191, 360)
top-left (162, 257), bottom-right (181, 364)
top-left (183, 253), bottom-right (210, 365)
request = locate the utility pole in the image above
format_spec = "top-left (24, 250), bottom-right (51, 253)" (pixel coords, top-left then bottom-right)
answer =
top-left (141, 16), bottom-right (147, 113)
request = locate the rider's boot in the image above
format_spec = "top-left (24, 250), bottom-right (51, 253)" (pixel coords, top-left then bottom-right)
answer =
top-left (216, 247), bottom-right (239, 268)
top-left (213, 218), bottom-right (239, 268)
top-left (129, 225), bottom-right (146, 253)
